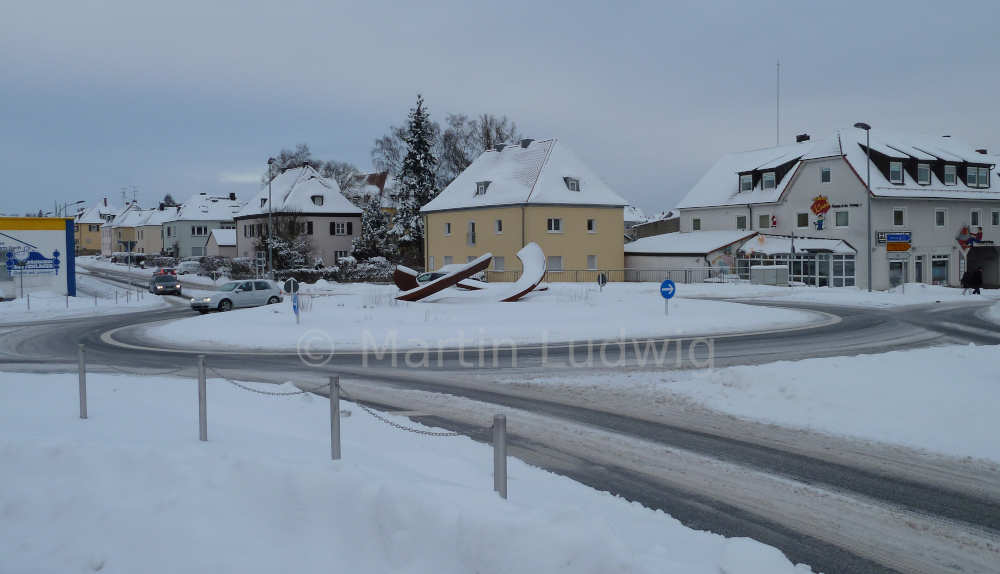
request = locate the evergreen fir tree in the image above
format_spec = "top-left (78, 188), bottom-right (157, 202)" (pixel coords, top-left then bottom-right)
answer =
top-left (390, 94), bottom-right (438, 265)
top-left (352, 197), bottom-right (394, 261)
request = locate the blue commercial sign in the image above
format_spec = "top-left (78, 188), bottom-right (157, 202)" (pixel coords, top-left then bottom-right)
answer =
top-left (885, 232), bottom-right (911, 242)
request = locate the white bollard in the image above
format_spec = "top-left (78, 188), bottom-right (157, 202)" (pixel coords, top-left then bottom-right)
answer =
top-left (78, 344), bottom-right (87, 419)
top-left (26, 293), bottom-right (30, 310)
top-left (330, 376), bottom-right (341, 460)
top-left (493, 414), bottom-right (507, 499)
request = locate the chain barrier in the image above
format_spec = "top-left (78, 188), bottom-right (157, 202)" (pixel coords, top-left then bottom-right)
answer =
top-left (101, 363), bottom-right (191, 376)
top-left (339, 387), bottom-right (462, 437)
top-left (206, 368), bottom-right (330, 396)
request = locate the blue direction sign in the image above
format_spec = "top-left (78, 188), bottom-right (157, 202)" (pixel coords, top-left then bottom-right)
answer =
top-left (660, 279), bottom-right (676, 299)
top-left (885, 232), bottom-right (911, 242)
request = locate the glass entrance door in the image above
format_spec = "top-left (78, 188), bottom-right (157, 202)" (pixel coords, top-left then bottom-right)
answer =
top-left (915, 257), bottom-right (924, 283)
top-left (889, 260), bottom-right (906, 288)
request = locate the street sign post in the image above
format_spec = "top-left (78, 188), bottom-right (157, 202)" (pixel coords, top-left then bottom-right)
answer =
top-left (284, 278), bottom-right (300, 324)
top-left (659, 279), bottom-right (676, 316)
top-left (292, 292), bottom-right (300, 324)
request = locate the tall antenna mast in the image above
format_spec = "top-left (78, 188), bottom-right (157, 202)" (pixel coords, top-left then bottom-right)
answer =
top-left (776, 60), bottom-right (780, 146)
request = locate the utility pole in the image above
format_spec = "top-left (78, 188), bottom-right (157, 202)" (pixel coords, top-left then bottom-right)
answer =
top-left (776, 60), bottom-right (780, 146)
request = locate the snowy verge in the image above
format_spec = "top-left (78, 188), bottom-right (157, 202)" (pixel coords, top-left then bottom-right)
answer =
top-left (674, 281), bottom-right (1000, 308)
top-left (139, 283), bottom-right (825, 352)
top-left (0, 274), bottom-right (169, 325)
top-left (501, 345), bottom-right (1000, 462)
top-left (0, 372), bottom-right (812, 574)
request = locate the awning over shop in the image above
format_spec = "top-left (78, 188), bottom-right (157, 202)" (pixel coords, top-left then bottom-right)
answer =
top-left (738, 234), bottom-right (856, 256)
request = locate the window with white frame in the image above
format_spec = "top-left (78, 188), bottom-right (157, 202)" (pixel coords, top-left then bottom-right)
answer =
top-left (740, 174), bottom-right (753, 192)
top-left (978, 167), bottom-right (990, 188)
top-left (335, 250), bottom-right (349, 261)
top-left (564, 178), bottom-right (580, 191)
top-left (493, 256), bottom-right (504, 271)
top-left (971, 209), bottom-right (981, 227)
top-left (832, 254), bottom-right (856, 287)
top-left (935, 208), bottom-right (947, 228)
top-left (586, 218), bottom-right (596, 233)
top-left (547, 256), bottom-right (563, 271)
top-left (467, 221), bottom-right (476, 245)
top-left (333, 222), bottom-right (347, 235)
top-left (495, 219), bottom-right (503, 233)
top-left (821, 167), bottom-right (831, 183)
top-left (796, 213), bottom-right (809, 228)
top-left (443, 256), bottom-right (453, 265)
top-left (917, 163), bottom-right (931, 185)
top-left (992, 210), bottom-right (1000, 227)
top-left (835, 211), bottom-right (849, 227)
top-left (692, 218), bottom-right (701, 231)
top-left (547, 218), bottom-right (562, 232)
top-left (758, 213), bottom-right (771, 229)
top-left (475, 181), bottom-right (490, 196)
top-left (444, 222), bottom-right (452, 236)
top-left (889, 161), bottom-right (903, 183)
top-left (191, 225), bottom-right (208, 236)
top-left (762, 172), bottom-right (776, 189)
top-left (892, 208), bottom-right (905, 227)
top-left (736, 215), bottom-right (747, 230)
top-left (967, 166), bottom-right (979, 187)
top-left (586, 255), bottom-right (597, 270)
top-left (943, 165), bottom-right (957, 185)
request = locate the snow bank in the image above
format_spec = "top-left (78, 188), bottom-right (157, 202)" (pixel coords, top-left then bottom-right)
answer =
top-left (506, 345), bottom-right (1000, 462)
top-left (0, 373), bottom-right (812, 574)
top-left (142, 283), bottom-right (822, 351)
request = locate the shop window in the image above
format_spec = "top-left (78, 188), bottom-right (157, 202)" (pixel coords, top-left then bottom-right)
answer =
top-left (692, 218), bottom-right (701, 231)
top-left (835, 211), bottom-right (849, 227)
top-left (931, 256), bottom-right (949, 285)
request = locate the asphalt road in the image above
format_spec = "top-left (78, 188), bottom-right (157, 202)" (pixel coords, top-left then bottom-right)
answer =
top-left (4, 269), bottom-right (1000, 574)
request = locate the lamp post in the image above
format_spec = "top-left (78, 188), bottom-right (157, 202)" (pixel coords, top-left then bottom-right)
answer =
top-left (267, 157), bottom-right (275, 277)
top-left (854, 122), bottom-right (873, 292)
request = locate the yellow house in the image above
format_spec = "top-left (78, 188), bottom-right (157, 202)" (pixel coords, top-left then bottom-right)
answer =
top-left (420, 138), bottom-right (626, 281)
top-left (74, 200), bottom-right (117, 255)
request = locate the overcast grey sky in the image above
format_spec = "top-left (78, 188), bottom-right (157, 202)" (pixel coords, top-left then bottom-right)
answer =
top-left (1, 0), bottom-right (997, 216)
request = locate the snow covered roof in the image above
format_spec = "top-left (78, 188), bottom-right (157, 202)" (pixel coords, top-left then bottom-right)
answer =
top-left (422, 138), bottom-right (627, 213)
top-left (624, 205), bottom-right (647, 224)
top-left (111, 206), bottom-right (149, 228)
top-left (238, 166), bottom-right (361, 218)
top-left (738, 234), bottom-right (856, 255)
top-left (75, 201), bottom-right (118, 224)
top-left (677, 129), bottom-right (1000, 210)
top-left (210, 228), bottom-right (236, 247)
top-left (138, 207), bottom-right (178, 226)
top-left (624, 230), bottom-right (756, 255)
top-left (168, 193), bottom-right (243, 222)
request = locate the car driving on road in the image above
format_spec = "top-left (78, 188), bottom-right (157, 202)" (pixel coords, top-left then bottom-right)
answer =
top-left (148, 274), bottom-right (182, 296)
top-left (190, 280), bottom-right (283, 313)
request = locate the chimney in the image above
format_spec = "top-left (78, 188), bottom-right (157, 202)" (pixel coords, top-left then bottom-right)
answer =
top-left (519, 138), bottom-right (534, 149)
top-left (158, 202), bottom-right (164, 211)
top-left (796, 133), bottom-right (810, 143)
top-left (495, 143), bottom-right (506, 152)
top-left (229, 192), bottom-right (236, 200)
top-left (103, 197), bottom-right (107, 207)
top-left (976, 148), bottom-right (988, 155)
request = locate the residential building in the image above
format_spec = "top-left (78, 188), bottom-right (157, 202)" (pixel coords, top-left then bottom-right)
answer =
top-left (674, 129), bottom-right (1000, 289)
top-left (107, 204), bottom-right (145, 257)
top-left (136, 206), bottom-right (177, 255)
top-left (344, 171), bottom-right (398, 215)
top-left (235, 166), bottom-right (362, 266)
top-left (205, 228), bottom-right (237, 258)
top-left (421, 138), bottom-right (627, 279)
top-left (162, 193), bottom-right (241, 259)
top-left (74, 198), bottom-right (117, 254)
top-left (629, 209), bottom-right (680, 240)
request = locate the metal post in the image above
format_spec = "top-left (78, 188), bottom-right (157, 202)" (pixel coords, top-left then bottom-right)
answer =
top-left (197, 355), bottom-right (207, 441)
top-left (26, 293), bottom-right (30, 311)
top-left (78, 344), bottom-right (87, 419)
top-left (267, 158), bottom-right (274, 277)
top-left (126, 290), bottom-right (130, 304)
top-left (66, 295), bottom-right (69, 309)
top-left (866, 128), bottom-right (872, 292)
top-left (664, 299), bottom-right (669, 316)
top-left (115, 290), bottom-right (118, 304)
top-left (493, 414), bottom-right (507, 499)
top-left (330, 376), bottom-right (341, 460)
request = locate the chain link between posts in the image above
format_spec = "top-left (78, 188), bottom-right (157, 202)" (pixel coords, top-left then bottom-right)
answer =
top-left (339, 387), bottom-right (462, 437)
top-left (100, 363), bottom-right (191, 376)
top-left (206, 368), bottom-right (329, 396)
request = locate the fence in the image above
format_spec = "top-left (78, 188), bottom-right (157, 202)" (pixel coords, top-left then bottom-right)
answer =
top-left (484, 267), bottom-right (739, 284)
top-left (72, 347), bottom-right (510, 499)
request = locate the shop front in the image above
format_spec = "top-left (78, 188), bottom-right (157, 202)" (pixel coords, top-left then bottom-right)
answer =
top-left (735, 235), bottom-right (857, 287)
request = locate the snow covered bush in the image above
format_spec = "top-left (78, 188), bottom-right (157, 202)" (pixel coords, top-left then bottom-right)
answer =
top-left (272, 256), bottom-right (395, 284)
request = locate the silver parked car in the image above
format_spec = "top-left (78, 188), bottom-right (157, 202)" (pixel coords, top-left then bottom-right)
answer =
top-left (190, 280), bottom-right (283, 313)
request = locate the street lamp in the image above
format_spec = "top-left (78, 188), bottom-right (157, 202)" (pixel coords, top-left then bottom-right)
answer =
top-left (854, 122), bottom-right (872, 292)
top-left (267, 157), bottom-right (275, 277)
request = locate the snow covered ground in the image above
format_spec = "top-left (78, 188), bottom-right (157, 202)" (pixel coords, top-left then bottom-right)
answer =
top-left (501, 345), bottom-right (1000, 462)
top-left (142, 283), bottom-right (824, 352)
top-left (78, 256), bottom-right (225, 290)
top-left (0, 372), bottom-right (812, 574)
top-left (0, 274), bottom-right (168, 325)
top-left (676, 281), bottom-right (1000, 308)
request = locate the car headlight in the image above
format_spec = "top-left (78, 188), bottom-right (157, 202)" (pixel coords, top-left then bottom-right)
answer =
top-left (175, 284), bottom-right (181, 288)
top-left (201, 297), bottom-right (211, 302)
top-left (156, 285), bottom-right (163, 289)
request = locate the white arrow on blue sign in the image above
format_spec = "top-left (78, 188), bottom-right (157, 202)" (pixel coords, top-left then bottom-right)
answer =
top-left (660, 279), bottom-right (676, 299)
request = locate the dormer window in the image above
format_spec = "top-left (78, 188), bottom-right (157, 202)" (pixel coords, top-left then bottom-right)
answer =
top-left (917, 163), bottom-right (930, 185)
top-left (943, 164), bottom-right (957, 185)
top-left (970, 166), bottom-right (990, 188)
top-left (967, 166), bottom-right (978, 187)
top-left (739, 174), bottom-right (753, 192)
top-left (889, 161), bottom-right (903, 184)
top-left (260, 198), bottom-right (267, 208)
top-left (311, 195), bottom-right (324, 206)
top-left (762, 172), bottom-right (776, 190)
top-left (564, 177), bottom-right (580, 191)
top-left (475, 181), bottom-right (490, 196)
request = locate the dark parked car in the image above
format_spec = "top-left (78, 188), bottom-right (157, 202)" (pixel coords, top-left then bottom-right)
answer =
top-left (149, 274), bottom-right (183, 296)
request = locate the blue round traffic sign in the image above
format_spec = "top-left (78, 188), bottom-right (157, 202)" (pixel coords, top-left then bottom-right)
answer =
top-left (659, 279), bottom-right (676, 299)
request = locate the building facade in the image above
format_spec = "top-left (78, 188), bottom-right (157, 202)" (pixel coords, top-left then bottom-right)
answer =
top-left (235, 166), bottom-right (362, 266)
top-left (675, 129), bottom-right (1000, 289)
top-left (162, 193), bottom-right (241, 259)
top-left (74, 199), bottom-right (117, 255)
top-left (421, 138), bottom-right (627, 280)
